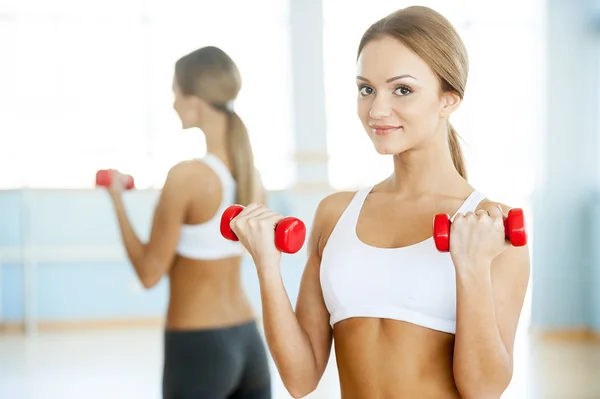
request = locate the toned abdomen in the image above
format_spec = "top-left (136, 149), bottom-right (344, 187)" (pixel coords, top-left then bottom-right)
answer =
top-left (333, 318), bottom-right (461, 399)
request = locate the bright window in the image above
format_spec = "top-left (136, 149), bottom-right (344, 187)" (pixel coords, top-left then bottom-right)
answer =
top-left (0, 0), bottom-right (294, 190)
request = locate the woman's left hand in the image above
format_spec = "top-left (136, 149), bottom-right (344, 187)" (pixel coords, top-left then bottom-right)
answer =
top-left (449, 205), bottom-right (509, 271)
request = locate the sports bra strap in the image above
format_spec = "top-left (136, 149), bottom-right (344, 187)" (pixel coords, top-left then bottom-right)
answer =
top-left (450, 190), bottom-right (487, 221)
top-left (200, 154), bottom-right (235, 187)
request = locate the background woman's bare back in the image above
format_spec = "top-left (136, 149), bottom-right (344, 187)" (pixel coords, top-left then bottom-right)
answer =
top-left (165, 160), bottom-right (255, 330)
top-left (320, 180), bottom-right (475, 398)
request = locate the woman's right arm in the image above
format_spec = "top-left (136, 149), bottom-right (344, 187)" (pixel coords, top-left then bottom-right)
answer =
top-left (230, 196), bottom-right (339, 398)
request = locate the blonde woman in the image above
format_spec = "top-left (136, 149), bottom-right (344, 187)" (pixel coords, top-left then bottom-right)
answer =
top-left (106, 46), bottom-right (270, 399)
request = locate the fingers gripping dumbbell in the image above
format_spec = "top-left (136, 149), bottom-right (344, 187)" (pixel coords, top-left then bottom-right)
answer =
top-left (95, 169), bottom-right (135, 190)
top-left (432, 208), bottom-right (527, 252)
top-left (220, 205), bottom-right (307, 254)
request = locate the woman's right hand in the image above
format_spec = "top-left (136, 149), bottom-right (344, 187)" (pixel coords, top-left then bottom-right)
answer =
top-left (229, 203), bottom-right (284, 269)
top-left (106, 169), bottom-right (129, 198)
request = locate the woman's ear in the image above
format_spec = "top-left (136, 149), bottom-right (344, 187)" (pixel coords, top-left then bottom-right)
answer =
top-left (189, 96), bottom-right (212, 121)
top-left (440, 91), bottom-right (462, 118)
top-left (192, 96), bottom-right (208, 111)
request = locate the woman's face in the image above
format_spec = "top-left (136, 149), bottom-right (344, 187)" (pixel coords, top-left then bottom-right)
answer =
top-left (356, 36), bottom-right (457, 156)
top-left (172, 76), bottom-right (199, 129)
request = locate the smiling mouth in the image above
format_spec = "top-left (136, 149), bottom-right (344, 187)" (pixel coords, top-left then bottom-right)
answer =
top-left (371, 126), bottom-right (402, 136)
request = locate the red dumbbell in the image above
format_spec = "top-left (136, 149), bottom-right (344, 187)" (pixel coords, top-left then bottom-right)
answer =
top-left (433, 208), bottom-right (527, 252)
top-left (220, 205), bottom-right (307, 254)
top-left (95, 169), bottom-right (135, 190)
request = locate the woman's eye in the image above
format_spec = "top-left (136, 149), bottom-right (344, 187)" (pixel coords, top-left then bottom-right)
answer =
top-left (395, 86), bottom-right (411, 96)
top-left (359, 86), bottom-right (374, 96)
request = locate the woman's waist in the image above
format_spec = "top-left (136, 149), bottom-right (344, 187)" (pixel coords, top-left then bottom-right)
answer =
top-left (337, 374), bottom-right (461, 399)
top-left (333, 318), bottom-right (459, 397)
top-left (336, 354), bottom-right (459, 399)
top-left (165, 299), bottom-right (256, 330)
top-left (164, 317), bottom-right (258, 335)
top-left (166, 277), bottom-right (255, 329)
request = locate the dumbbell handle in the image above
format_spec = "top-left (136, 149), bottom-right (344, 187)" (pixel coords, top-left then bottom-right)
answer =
top-left (220, 205), bottom-right (306, 254)
top-left (96, 170), bottom-right (135, 190)
top-left (433, 208), bottom-right (527, 252)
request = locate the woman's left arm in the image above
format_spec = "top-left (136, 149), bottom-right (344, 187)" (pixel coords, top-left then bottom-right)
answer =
top-left (108, 164), bottom-right (191, 289)
top-left (451, 202), bottom-right (531, 399)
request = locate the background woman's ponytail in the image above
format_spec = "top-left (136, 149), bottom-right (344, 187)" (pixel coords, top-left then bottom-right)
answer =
top-left (226, 111), bottom-right (255, 206)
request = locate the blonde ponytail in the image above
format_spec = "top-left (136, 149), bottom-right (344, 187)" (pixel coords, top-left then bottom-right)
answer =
top-left (226, 111), bottom-right (256, 205)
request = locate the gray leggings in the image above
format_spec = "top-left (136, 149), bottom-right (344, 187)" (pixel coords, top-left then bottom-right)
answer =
top-left (162, 321), bottom-right (272, 399)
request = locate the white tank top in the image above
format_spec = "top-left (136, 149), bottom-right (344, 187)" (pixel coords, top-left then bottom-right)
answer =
top-left (176, 154), bottom-right (245, 260)
top-left (320, 186), bottom-right (486, 334)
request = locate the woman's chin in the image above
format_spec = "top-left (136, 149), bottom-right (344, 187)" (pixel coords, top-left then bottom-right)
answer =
top-left (369, 133), bottom-right (412, 155)
top-left (372, 142), bottom-right (407, 156)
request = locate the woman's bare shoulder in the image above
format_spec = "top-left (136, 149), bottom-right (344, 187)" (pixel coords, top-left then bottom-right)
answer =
top-left (311, 190), bottom-right (361, 254)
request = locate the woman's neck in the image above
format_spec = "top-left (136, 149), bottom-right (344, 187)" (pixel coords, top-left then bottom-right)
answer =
top-left (201, 115), bottom-right (229, 159)
top-left (386, 136), bottom-right (465, 197)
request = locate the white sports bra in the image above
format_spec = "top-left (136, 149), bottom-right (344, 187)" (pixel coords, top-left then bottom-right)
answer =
top-left (176, 154), bottom-right (245, 260)
top-left (320, 186), bottom-right (486, 334)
